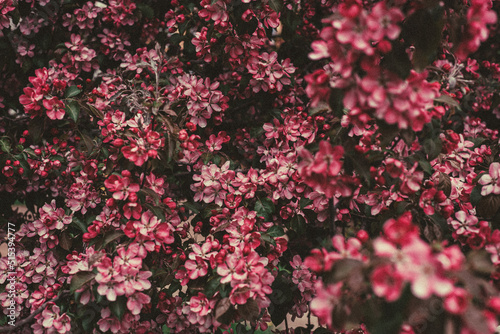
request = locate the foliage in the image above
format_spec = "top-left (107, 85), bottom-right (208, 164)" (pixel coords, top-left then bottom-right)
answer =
top-left (1, 0), bottom-right (500, 333)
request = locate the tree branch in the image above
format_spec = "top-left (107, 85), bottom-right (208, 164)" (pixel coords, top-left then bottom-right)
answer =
top-left (0, 290), bottom-right (70, 333)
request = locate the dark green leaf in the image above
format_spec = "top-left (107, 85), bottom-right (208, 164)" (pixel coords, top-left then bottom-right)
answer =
top-left (140, 188), bottom-right (161, 205)
top-left (146, 203), bottom-right (167, 222)
top-left (65, 101), bottom-right (80, 122)
top-left (418, 160), bottom-right (433, 175)
top-left (267, 225), bottom-right (285, 237)
top-left (381, 43), bottom-right (412, 79)
top-left (65, 86), bottom-right (82, 98)
top-left (77, 305), bottom-right (99, 331)
top-left (0, 137), bottom-right (11, 153)
top-left (470, 137), bottom-right (486, 148)
top-left (470, 185), bottom-right (482, 207)
top-left (403, 8), bottom-right (444, 71)
top-left (290, 215), bottom-right (306, 235)
top-left (324, 259), bottom-right (364, 284)
top-left (423, 138), bottom-right (442, 160)
top-left (182, 202), bottom-right (200, 214)
top-left (70, 271), bottom-right (96, 293)
top-left (137, 3), bottom-right (154, 19)
top-left (255, 197), bottom-right (275, 220)
top-left (59, 230), bottom-right (73, 251)
top-left (215, 297), bottom-right (235, 324)
top-left (110, 298), bottom-right (126, 320)
top-left (237, 299), bottom-right (260, 322)
top-left (299, 198), bottom-right (313, 209)
top-left (97, 230), bottom-right (125, 250)
top-left (268, 0), bottom-right (283, 13)
top-left (72, 216), bottom-right (88, 233)
top-left (28, 117), bottom-right (44, 143)
top-left (348, 153), bottom-right (372, 187)
top-left (434, 94), bottom-right (460, 109)
top-left (205, 277), bottom-right (221, 297)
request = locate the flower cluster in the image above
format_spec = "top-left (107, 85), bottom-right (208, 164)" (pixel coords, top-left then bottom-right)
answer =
top-left (307, 213), bottom-right (500, 333)
top-left (2, 0), bottom-right (500, 333)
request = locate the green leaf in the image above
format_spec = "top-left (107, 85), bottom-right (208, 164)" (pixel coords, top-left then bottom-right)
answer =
top-left (255, 197), bottom-right (275, 220)
top-left (0, 137), bottom-right (11, 153)
top-left (137, 3), bottom-right (154, 19)
top-left (205, 277), bottom-right (221, 297)
top-left (268, 0), bottom-right (283, 13)
top-left (380, 43), bottom-right (412, 79)
top-left (65, 86), bottom-right (82, 98)
top-left (348, 153), bottom-right (372, 187)
top-left (324, 259), bottom-right (364, 284)
top-left (182, 202), bottom-right (201, 214)
top-left (299, 198), bottom-right (313, 209)
top-left (290, 215), bottom-right (306, 235)
top-left (65, 101), bottom-right (80, 122)
top-left (28, 117), bottom-right (44, 143)
top-left (145, 203), bottom-right (166, 222)
top-left (97, 230), bottom-right (125, 250)
top-left (267, 225), bottom-right (285, 237)
top-left (470, 185), bottom-right (482, 207)
top-left (72, 216), bottom-right (88, 233)
top-left (423, 137), bottom-right (442, 160)
top-left (470, 137), bottom-right (486, 148)
top-left (70, 271), bottom-right (96, 293)
top-left (269, 274), bottom-right (294, 326)
top-left (403, 8), bottom-right (443, 71)
top-left (434, 94), bottom-right (460, 109)
top-left (418, 159), bottom-right (433, 175)
top-left (110, 298), bottom-right (126, 320)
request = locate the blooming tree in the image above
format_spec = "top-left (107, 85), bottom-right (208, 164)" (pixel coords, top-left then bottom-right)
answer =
top-left (1, 0), bottom-right (500, 333)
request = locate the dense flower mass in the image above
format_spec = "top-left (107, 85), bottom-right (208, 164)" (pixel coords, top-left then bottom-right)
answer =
top-left (1, 0), bottom-right (500, 333)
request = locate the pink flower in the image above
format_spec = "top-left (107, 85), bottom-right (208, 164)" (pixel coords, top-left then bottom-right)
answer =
top-left (184, 256), bottom-right (208, 280)
top-left (382, 212), bottom-right (419, 245)
top-left (97, 278), bottom-right (124, 301)
top-left (449, 211), bottom-right (479, 236)
top-left (327, 235), bottom-right (365, 263)
top-left (43, 97), bottom-right (66, 120)
top-left (400, 163), bottom-right (424, 195)
top-left (189, 293), bottom-right (210, 316)
top-left (371, 264), bottom-right (404, 302)
top-left (104, 174), bottom-right (140, 201)
top-left (366, 3), bottom-right (403, 41)
top-left (444, 287), bottom-right (469, 314)
top-left (97, 308), bottom-right (121, 333)
top-left (53, 313), bottom-right (71, 333)
top-left (479, 162), bottom-right (500, 195)
top-left (217, 253), bottom-right (247, 284)
top-left (310, 281), bottom-right (343, 328)
top-left (335, 14), bottom-right (374, 56)
top-left (41, 303), bottom-right (60, 328)
top-left (311, 141), bottom-right (344, 176)
top-left (127, 292), bottom-right (151, 315)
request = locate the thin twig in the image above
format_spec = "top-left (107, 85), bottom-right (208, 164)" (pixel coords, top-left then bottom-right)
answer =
top-left (0, 290), bottom-right (70, 333)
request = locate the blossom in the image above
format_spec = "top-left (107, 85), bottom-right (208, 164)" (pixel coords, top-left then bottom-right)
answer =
top-left (310, 281), bottom-right (343, 328)
top-left (449, 211), bottom-right (479, 235)
top-left (444, 287), bottom-right (469, 314)
top-left (479, 162), bottom-right (500, 195)
top-left (371, 264), bottom-right (404, 302)
top-left (184, 256), bottom-right (209, 280)
top-left (43, 97), bottom-right (66, 120)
